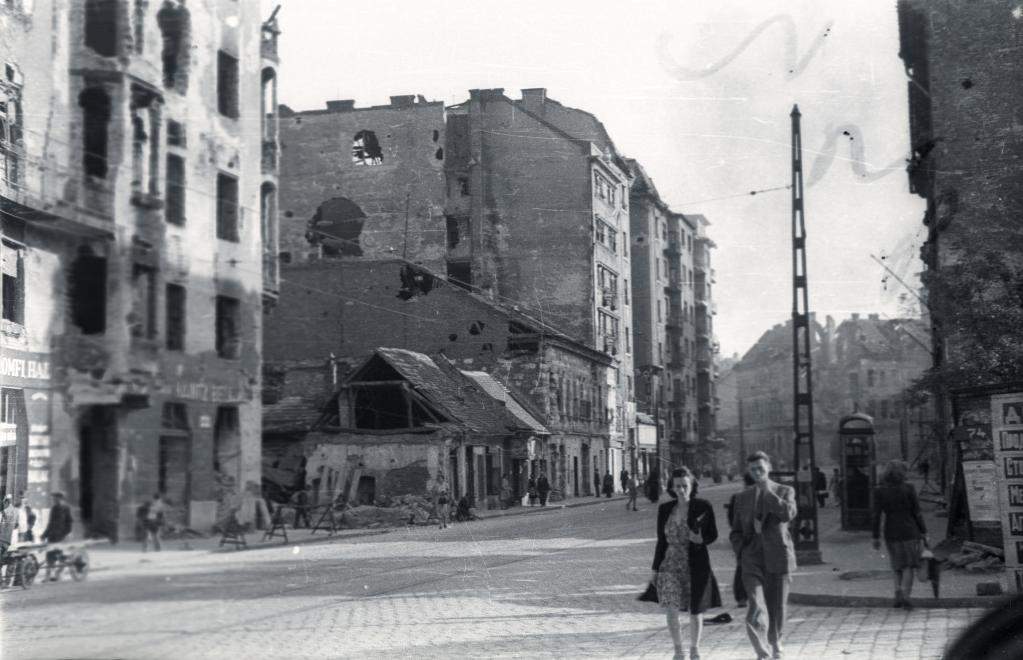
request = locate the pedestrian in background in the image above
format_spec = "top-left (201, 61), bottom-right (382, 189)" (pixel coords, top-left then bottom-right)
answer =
top-left (142, 493), bottom-right (165, 552)
top-left (620, 468), bottom-right (629, 493)
top-left (726, 473), bottom-right (757, 608)
top-left (651, 467), bottom-right (721, 660)
top-left (594, 468), bottom-right (601, 497)
top-left (646, 472), bottom-right (661, 503)
top-left (537, 473), bottom-right (551, 507)
top-left (626, 474), bottom-right (638, 511)
top-left (602, 472), bottom-right (614, 498)
top-left (0, 495), bottom-right (18, 563)
top-left (729, 451), bottom-right (797, 660)
top-left (814, 466), bottom-right (828, 508)
top-left (872, 459), bottom-right (928, 610)
top-left (41, 492), bottom-right (72, 581)
top-left (433, 474), bottom-right (451, 529)
top-left (292, 489), bottom-right (311, 528)
top-left (527, 475), bottom-right (537, 507)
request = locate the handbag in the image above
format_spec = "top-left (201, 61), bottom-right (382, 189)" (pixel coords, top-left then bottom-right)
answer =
top-left (917, 544), bottom-right (935, 583)
top-left (637, 581), bottom-right (659, 603)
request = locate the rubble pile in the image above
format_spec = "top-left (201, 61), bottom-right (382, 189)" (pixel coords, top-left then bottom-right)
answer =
top-left (340, 495), bottom-right (436, 529)
top-left (944, 541), bottom-right (1004, 573)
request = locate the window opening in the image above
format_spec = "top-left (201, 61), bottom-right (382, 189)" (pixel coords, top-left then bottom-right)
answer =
top-left (157, 2), bottom-right (190, 92)
top-left (215, 294), bottom-right (241, 359)
top-left (165, 283), bottom-right (185, 350)
top-left (85, 0), bottom-right (118, 56)
top-left (130, 264), bottom-right (156, 339)
top-left (79, 87), bottom-right (111, 178)
top-left (1, 240), bottom-right (23, 324)
top-left (352, 130), bottom-right (383, 165)
top-left (216, 50), bottom-right (239, 118)
top-left (69, 250), bottom-right (106, 334)
top-left (165, 154), bottom-right (185, 224)
top-left (216, 172), bottom-right (239, 242)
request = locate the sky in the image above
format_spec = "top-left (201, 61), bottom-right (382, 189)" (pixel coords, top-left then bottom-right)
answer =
top-left (267, 0), bottom-right (926, 358)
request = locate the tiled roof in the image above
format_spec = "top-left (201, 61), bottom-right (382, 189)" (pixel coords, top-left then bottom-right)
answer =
top-left (372, 348), bottom-right (512, 436)
top-left (460, 371), bottom-right (549, 435)
top-left (263, 396), bottom-right (322, 433)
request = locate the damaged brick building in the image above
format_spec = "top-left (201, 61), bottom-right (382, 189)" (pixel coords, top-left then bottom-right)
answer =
top-left (263, 259), bottom-right (614, 508)
top-left (0, 1), bottom-right (280, 539)
top-left (275, 88), bottom-right (636, 487)
top-left (628, 161), bottom-right (719, 473)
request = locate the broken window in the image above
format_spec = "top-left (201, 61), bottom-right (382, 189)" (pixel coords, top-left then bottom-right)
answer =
top-left (85, 0), bottom-right (118, 57)
top-left (215, 294), bottom-right (241, 359)
top-left (157, 2), bottom-right (190, 92)
top-left (446, 260), bottom-right (472, 291)
top-left (0, 77), bottom-right (24, 186)
top-left (213, 405), bottom-right (240, 476)
top-left (165, 283), bottom-right (185, 350)
top-left (353, 384), bottom-right (425, 430)
top-left (167, 119), bottom-right (185, 146)
top-left (165, 153), bottom-right (185, 224)
top-left (216, 172), bottom-right (239, 242)
top-left (458, 175), bottom-right (469, 196)
top-left (130, 264), bottom-right (157, 340)
top-left (1, 240), bottom-right (23, 325)
top-left (261, 182), bottom-right (277, 285)
top-left (307, 197), bottom-right (364, 256)
top-left (352, 130), bottom-right (383, 165)
top-left (79, 87), bottom-right (111, 178)
top-left (216, 50), bottom-right (239, 119)
top-left (69, 250), bottom-right (106, 334)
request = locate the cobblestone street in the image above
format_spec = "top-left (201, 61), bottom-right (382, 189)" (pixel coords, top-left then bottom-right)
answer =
top-left (0, 486), bottom-right (985, 659)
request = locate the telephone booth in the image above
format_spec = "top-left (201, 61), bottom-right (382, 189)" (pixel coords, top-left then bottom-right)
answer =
top-left (839, 413), bottom-right (876, 531)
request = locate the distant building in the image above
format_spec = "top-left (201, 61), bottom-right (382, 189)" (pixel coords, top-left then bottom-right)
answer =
top-left (628, 161), bottom-right (717, 473)
top-left (734, 314), bottom-right (931, 470)
top-left (0, 1), bottom-right (279, 538)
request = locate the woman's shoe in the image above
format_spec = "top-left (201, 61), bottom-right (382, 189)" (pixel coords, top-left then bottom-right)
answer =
top-left (690, 646), bottom-right (701, 659)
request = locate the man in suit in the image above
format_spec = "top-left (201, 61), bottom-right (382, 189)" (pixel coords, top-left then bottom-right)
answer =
top-left (729, 451), bottom-right (797, 659)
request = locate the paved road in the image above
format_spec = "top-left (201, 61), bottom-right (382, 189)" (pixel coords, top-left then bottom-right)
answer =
top-left (0, 484), bottom-right (984, 659)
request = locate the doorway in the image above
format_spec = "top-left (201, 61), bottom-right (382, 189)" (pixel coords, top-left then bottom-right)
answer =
top-left (158, 436), bottom-right (190, 527)
top-left (79, 406), bottom-right (119, 541)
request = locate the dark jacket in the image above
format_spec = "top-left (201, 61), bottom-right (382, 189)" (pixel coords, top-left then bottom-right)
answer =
top-left (652, 497), bottom-right (721, 611)
top-left (872, 482), bottom-right (926, 542)
top-left (728, 482), bottom-right (798, 574)
top-left (536, 476), bottom-right (550, 494)
top-left (42, 502), bottom-right (73, 543)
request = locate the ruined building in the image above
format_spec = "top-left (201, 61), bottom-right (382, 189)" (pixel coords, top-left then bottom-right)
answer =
top-left (897, 1), bottom-right (1023, 392)
top-left (628, 161), bottom-right (718, 473)
top-left (274, 88), bottom-right (635, 489)
top-left (0, 1), bottom-right (280, 538)
top-left (262, 258), bottom-right (613, 509)
top-left (734, 315), bottom-right (931, 470)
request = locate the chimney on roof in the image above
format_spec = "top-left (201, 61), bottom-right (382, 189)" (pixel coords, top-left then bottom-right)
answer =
top-left (390, 95), bottom-right (415, 109)
top-left (851, 313), bottom-right (860, 321)
top-left (521, 88), bottom-right (547, 115)
top-left (325, 100), bottom-right (355, 112)
top-left (868, 313), bottom-right (880, 320)
top-left (470, 88), bottom-right (505, 102)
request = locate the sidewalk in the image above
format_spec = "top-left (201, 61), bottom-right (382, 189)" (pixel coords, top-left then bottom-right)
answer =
top-left (789, 481), bottom-right (1007, 608)
top-left (79, 492), bottom-right (633, 576)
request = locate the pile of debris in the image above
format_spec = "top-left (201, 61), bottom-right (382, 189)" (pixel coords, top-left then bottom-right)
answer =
top-left (944, 541), bottom-right (1004, 573)
top-left (340, 495), bottom-right (436, 529)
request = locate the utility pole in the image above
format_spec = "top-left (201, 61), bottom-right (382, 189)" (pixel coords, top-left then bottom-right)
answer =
top-left (790, 104), bottom-right (822, 565)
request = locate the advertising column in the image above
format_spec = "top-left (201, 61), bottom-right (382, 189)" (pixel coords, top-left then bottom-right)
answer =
top-left (990, 392), bottom-right (1023, 593)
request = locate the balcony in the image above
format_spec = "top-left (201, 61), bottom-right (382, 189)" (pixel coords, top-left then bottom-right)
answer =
top-left (664, 240), bottom-right (681, 256)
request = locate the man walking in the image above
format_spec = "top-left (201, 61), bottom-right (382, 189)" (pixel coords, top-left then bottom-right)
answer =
top-left (729, 451), bottom-right (797, 659)
top-left (536, 473), bottom-right (551, 507)
top-left (142, 493), bottom-right (165, 552)
top-left (625, 473), bottom-right (638, 511)
top-left (41, 492), bottom-right (73, 581)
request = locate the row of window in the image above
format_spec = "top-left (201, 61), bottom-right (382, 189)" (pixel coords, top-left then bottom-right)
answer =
top-left (593, 171), bottom-right (627, 210)
top-left (594, 215), bottom-right (625, 255)
top-left (554, 373), bottom-right (610, 425)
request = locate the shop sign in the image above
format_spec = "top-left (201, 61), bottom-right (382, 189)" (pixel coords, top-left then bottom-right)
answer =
top-left (0, 350), bottom-right (51, 385)
top-left (990, 392), bottom-right (1023, 593)
top-left (169, 380), bottom-right (250, 403)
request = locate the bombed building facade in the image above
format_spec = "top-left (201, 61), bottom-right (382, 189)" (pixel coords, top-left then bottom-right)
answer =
top-left (0, 0), bottom-right (279, 538)
top-left (273, 89), bottom-right (637, 490)
top-left (262, 258), bottom-right (614, 508)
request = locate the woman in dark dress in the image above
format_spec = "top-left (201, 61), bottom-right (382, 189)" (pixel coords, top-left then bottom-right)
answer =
top-left (651, 467), bottom-right (722, 660)
top-left (872, 459), bottom-right (929, 609)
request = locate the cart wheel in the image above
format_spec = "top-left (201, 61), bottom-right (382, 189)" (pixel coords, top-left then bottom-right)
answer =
top-left (21, 554), bottom-right (39, 588)
top-left (69, 549), bottom-right (89, 581)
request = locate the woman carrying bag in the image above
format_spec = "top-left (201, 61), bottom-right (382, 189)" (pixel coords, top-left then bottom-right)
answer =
top-left (649, 467), bottom-right (722, 660)
top-left (872, 459), bottom-right (929, 609)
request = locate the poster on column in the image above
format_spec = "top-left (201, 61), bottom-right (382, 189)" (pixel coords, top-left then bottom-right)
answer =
top-left (991, 392), bottom-right (1023, 593)
top-left (962, 460), bottom-right (1000, 522)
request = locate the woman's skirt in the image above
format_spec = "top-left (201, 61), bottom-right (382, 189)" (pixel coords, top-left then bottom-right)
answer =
top-left (886, 538), bottom-right (923, 571)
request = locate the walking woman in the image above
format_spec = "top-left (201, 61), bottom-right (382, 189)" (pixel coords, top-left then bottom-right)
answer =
top-left (872, 460), bottom-right (929, 609)
top-left (651, 467), bottom-right (722, 659)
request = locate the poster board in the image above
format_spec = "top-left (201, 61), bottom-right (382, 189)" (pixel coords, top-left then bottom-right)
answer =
top-left (990, 393), bottom-right (1023, 593)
